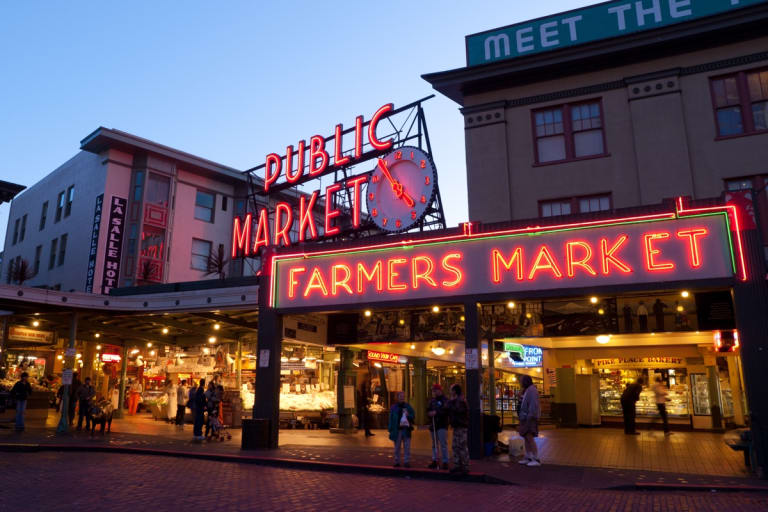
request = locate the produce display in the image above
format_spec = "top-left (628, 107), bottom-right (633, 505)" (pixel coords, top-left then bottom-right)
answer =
top-left (240, 386), bottom-right (336, 412)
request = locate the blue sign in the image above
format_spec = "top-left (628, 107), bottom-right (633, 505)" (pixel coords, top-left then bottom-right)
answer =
top-left (466, 0), bottom-right (766, 67)
top-left (510, 345), bottom-right (543, 368)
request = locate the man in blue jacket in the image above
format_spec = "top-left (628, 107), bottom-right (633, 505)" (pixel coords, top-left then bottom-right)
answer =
top-left (11, 372), bottom-right (33, 430)
top-left (388, 391), bottom-right (415, 468)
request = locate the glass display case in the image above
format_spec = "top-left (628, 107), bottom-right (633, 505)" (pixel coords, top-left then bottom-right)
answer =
top-left (690, 373), bottom-right (721, 416)
top-left (599, 368), bottom-right (689, 417)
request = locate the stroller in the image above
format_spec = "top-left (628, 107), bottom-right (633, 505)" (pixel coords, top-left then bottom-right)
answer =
top-left (206, 402), bottom-right (232, 442)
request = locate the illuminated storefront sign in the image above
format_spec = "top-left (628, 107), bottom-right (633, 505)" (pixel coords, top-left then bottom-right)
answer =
top-left (102, 354), bottom-right (122, 363)
top-left (466, 0), bottom-right (766, 67)
top-left (270, 201), bottom-right (745, 309)
top-left (367, 350), bottom-right (401, 363)
top-left (232, 104), bottom-right (396, 257)
top-left (501, 343), bottom-right (542, 368)
top-left (8, 326), bottom-right (54, 344)
top-left (593, 357), bottom-right (685, 368)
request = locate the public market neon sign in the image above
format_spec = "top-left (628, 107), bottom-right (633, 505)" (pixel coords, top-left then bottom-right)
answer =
top-left (268, 199), bottom-right (746, 309)
top-left (232, 104), bottom-right (394, 258)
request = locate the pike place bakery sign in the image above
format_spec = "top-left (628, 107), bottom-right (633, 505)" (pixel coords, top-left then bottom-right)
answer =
top-left (269, 203), bottom-right (745, 310)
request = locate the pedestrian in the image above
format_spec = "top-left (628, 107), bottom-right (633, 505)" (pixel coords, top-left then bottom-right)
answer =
top-left (427, 383), bottom-right (450, 469)
top-left (128, 378), bottom-right (142, 415)
top-left (204, 382), bottom-right (220, 439)
top-left (192, 379), bottom-right (207, 441)
top-left (446, 384), bottom-right (470, 474)
top-left (76, 377), bottom-right (96, 431)
top-left (166, 380), bottom-right (177, 424)
top-left (653, 299), bottom-right (668, 332)
top-left (621, 377), bottom-right (644, 435)
top-left (10, 372), bottom-right (33, 430)
top-left (357, 380), bottom-right (374, 437)
top-left (176, 379), bottom-right (188, 427)
top-left (652, 377), bottom-right (672, 436)
top-left (388, 391), bottom-right (415, 468)
top-left (517, 375), bottom-right (542, 467)
top-left (68, 373), bottom-right (81, 426)
top-left (637, 301), bottom-right (649, 332)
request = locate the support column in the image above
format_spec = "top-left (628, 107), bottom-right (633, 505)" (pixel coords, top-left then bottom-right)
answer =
top-left (253, 303), bottom-right (282, 449)
top-left (727, 356), bottom-right (746, 426)
top-left (412, 358), bottom-right (427, 425)
top-left (57, 312), bottom-right (78, 433)
top-left (0, 316), bottom-right (9, 378)
top-left (404, 361), bottom-right (411, 402)
top-left (113, 344), bottom-right (128, 419)
top-left (236, 338), bottom-right (243, 391)
top-left (732, 225), bottom-right (768, 478)
top-left (488, 336), bottom-right (496, 415)
top-left (334, 347), bottom-right (355, 431)
top-left (464, 301), bottom-right (483, 459)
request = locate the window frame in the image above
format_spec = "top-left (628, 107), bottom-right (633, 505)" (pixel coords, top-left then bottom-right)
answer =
top-left (710, 67), bottom-right (768, 140)
top-left (49, 238), bottom-right (58, 270)
top-left (64, 185), bottom-right (74, 217)
top-left (34, 245), bottom-right (42, 275)
top-left (19, 214), bottom-right (27, 242)
top-left (194, 189), bottom-right (216, 223)
top-left (539, 193), bottom-right (613, 217)
top-left (55, 191), bottom-right (65, 223)
top-left (40, 201), bottom-right (48, 231)
top-left (190, 238), bottom-right (212, 271)
top-left (539, 199), bottom-right (573, 218)
top-left (12, 218), bottom-right (19, 245)
top-left (531, 98), bottom-right (609, 166)
top-left (58, 233), bottom-right (68, 266)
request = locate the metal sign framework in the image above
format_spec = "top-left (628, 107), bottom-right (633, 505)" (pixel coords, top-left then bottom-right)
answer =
top-left (242, 96), bottom-right (446, 251)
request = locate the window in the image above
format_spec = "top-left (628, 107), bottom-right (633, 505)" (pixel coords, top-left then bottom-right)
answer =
top-left (726, 177), bottom-right (754, 191)
top-left (194, 190), bottom-right (215, 222)
top-left (55, 191), bottom-right (65, 222)
top-left (34, 245), bottom-right (42, 275)
top-left (579, 195), bottom-right (611, 213)
top-left (540, 200), bottom-right (571, 217)
top-left (711, 69), bottom-right (768, 137)
top-left (40, 201), bottom-right (48, 231)
top-left (12, 218), bottom-right (19, 245)
top-left (133, 171), bottom-right (145, 202)
top-left (49, 238), bottom-right (58, 270)
top-left (191, 239), bottom-right (212, 271)
top-left (58, 234), bottom-right (67, 266)
top-left (19, 215), bottom-right (27, 242)
top-left (222, 196), bottom-right (228, 211)
top-left (146, 174), bottom-right (170, 206)
top-left (64, 186), bottom-right (74, 217)
top-left (533, 100), bottom-right (605, 164)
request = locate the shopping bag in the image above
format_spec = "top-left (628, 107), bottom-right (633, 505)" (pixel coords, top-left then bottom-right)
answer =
top-left (399, 409), bottom-right (409, 427)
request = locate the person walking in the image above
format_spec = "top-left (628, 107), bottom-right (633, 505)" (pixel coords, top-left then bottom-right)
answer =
top-left (427, 383), bottom-right (450, 470)
top-left (68, 373), bottom-right (81, 426)
top-left (10, 372), bottom-right (33, 430)
top-left (205, 382), bottom-right (220, 439)
top-left (388, 391), bottom-right (415, 468)
top-left (192, 379), bottom-right (207, 441)
top-left (446, 384), bottom-right (470, 475)
top-left (128, 378), bottom-right (142, 415)
top-left (621, 377), bottom-right (644, 435)
top-left (76, 377), bottom-right (96, 431)
top-left (166, 380), bottom-right (177, 424)
top-left (176, 380), bottom-right (188, 427)
top-left (517, 375), bottom-right (542, 467)
top-left (652, 377), bottom-right (672, 436)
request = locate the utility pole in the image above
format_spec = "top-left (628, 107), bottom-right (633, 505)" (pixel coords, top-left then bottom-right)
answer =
top-left (57, 312), bottom-right (78, 433)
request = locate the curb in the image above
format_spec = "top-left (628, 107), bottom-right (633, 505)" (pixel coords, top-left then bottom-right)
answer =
top-left (0, 443), bottom-right (512, 485)
top-left (607, 482), bottom-right (768, 493)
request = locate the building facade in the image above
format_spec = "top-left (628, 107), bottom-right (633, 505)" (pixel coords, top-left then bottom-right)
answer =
top-left (423, 1), bottom-right (768, 240)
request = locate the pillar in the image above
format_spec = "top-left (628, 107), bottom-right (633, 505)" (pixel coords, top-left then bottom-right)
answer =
top-left (404, 360), bottom-right (411, 402)
top-left (488, 337), bottom-right (496, 415)
top-left (113, 344), bottom-right (128, 419)
top-left (412, 358), bottom-right (427, 425)
top-left (236, 338), bottom-right (243, 391)
top-left (0, 316), bottom-right (9, 378)
top-left (732, 224), bottom-right (768, 478)
top-left (463, 301), bottom-right (483, 459)
top-left (253, 302), bottom-right (282, 448)
top-left (57, 312), bottom-right (78, 433)
top-left (334, 347), bottom-right (355, 431)
top-left (727, 356), bottom-right (746, 426)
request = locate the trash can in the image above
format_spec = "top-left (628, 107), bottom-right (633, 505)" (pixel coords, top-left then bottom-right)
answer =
top-left (241, 418), bottom-right (271, 450)
top-left (482, 414), bottom-right (501, 456)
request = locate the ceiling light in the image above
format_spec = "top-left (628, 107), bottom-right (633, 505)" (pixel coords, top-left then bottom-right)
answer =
top-left (147, 342), bottom-right (153, 348)
top-left (431, 346), bottom-right (446, 356)
top-left (203, 348), bottom-right (210, 355)
top-left (449, 348), bottom-right (454, 355)
top-left (213, 324), bottom-right (221, 330)
top-left (94, 333), bottom-right (100, 338)
top-left (289, 356), bottom-right (299, 362)
top-left (96, 345), bottom-right (101, 350)
top-left (596, 335), bottom-right (611, 344)
top-left (131, 349), bottom-right (140, 355)
top-left (651, 332), bottom-right (655, 336)
top-left (460, 315), bottom-right (465, 322)
top-left (676, 305), bottom-right (684, 312)
top-left (364, 310), bottom-right (372, 317)
top-left (432, 306), bottom-right (440, 313)
top-left (525, 313), bottom-right (532, 319)
top-left (507, 301), bottom-right (515, 309)
top-left (57, 355), bottom-right (63, 360)
top-left (482, 352), bottom-right (488, 360)
top-left (150, 350), bottom-right (155, 356)
top-left (590, 296), bottom-right (598, 304)
top-left (410, 344), bottom-right (415, 350)
top-left (374, 362), bottom-right (383, 368)
top-left (453, 369), bottom-right (458, 374)
top-left (76, 353), bottom-right (82, 359)
top-left (511, 375), bottom-right (517, 381)
top-left (32, 320), bottom-right (40, 327)
top-left (162, 328), bottom-right (169, 335)
top-left (598, 308), bottom-right (605, 315)
top-left (399, 319), bottom-right (405, 325)
top-left (208, 336), bottom-right (216, 343)
top-left (536, 368), bottom-right (542, 373)
top-left (281, 356), bottom-right (288, 362)
top-left (681, 290), bottom-right (690, 298)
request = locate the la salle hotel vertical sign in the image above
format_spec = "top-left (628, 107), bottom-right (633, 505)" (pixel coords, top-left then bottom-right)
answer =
top-left (101, 196), bottom-right (127, 295)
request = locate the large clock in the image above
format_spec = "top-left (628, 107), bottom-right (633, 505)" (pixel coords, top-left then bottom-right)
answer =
top-left (366, 146), bottom-right (437, 233)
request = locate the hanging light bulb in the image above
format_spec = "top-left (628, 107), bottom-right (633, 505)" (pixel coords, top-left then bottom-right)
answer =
top-left (213, 324), bottom-right (221, 330)
top-left (162, 328), bottom-right (169, 335)
top-left (410, 344), bottom-right (416, 350)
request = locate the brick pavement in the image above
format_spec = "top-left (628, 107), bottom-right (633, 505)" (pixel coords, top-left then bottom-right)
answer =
top-left (1, 452), bottom-right (766, 512)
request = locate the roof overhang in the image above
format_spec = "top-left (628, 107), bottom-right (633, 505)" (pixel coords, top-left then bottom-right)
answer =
top-left (0, 179), bottom-right (26, 204)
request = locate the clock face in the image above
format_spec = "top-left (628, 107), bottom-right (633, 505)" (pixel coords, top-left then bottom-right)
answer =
top-left (366, 146), bottom-right (437, 233)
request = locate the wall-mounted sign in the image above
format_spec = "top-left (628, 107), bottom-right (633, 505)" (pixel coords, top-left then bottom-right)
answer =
top-left (100, 196), bottom-right (127, 295)
top-left (85, 194), bottom-right (104, 293)
top-left (271, 204), bottom-right (742, 310)
top-left (593, 357), bottom-right (686, 369)
top-left (8, 326), bottom-right (54, 344)
top-left (510, 344), bottom-right (543, 368)
top-left (466, 0), bottom-right (765, 67)
top-left (367, 350), bottom-right (401, 363)
top-left (102, 354), bottom-right (122, 363)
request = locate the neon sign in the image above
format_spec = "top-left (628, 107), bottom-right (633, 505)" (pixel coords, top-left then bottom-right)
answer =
top-left (269, 200), bottom-right (744, 309)
top-left (232, 104), bottom-right (396, 258)
top-left (367, 350), bottom-right (401, 363)
top-left (101, 354), bottom-right (122, 363)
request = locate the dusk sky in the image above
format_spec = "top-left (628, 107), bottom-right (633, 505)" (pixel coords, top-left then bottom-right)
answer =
top-left (0, 1), bottom-right (593, 250)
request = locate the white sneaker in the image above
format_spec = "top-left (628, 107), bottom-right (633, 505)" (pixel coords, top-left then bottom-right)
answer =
top-left (518, 457), bottom-right (531, 465)
top-left (527, 459), bottom-right (542, 467)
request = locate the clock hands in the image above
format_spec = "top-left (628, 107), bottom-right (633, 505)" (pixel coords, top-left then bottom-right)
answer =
top-left (377, 158), bottom-right (415, 207)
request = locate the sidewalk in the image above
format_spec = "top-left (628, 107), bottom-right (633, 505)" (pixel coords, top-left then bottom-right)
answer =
top-left (1, 412), bottom-right (764, 491)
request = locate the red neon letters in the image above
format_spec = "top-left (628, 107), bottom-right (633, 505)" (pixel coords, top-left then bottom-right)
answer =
top-left (677, 228), bottom-right (708, 268)
top-left (368, 104), bottom-right (394, 151)
top-left (644, 232), bottom-right (675, 271)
